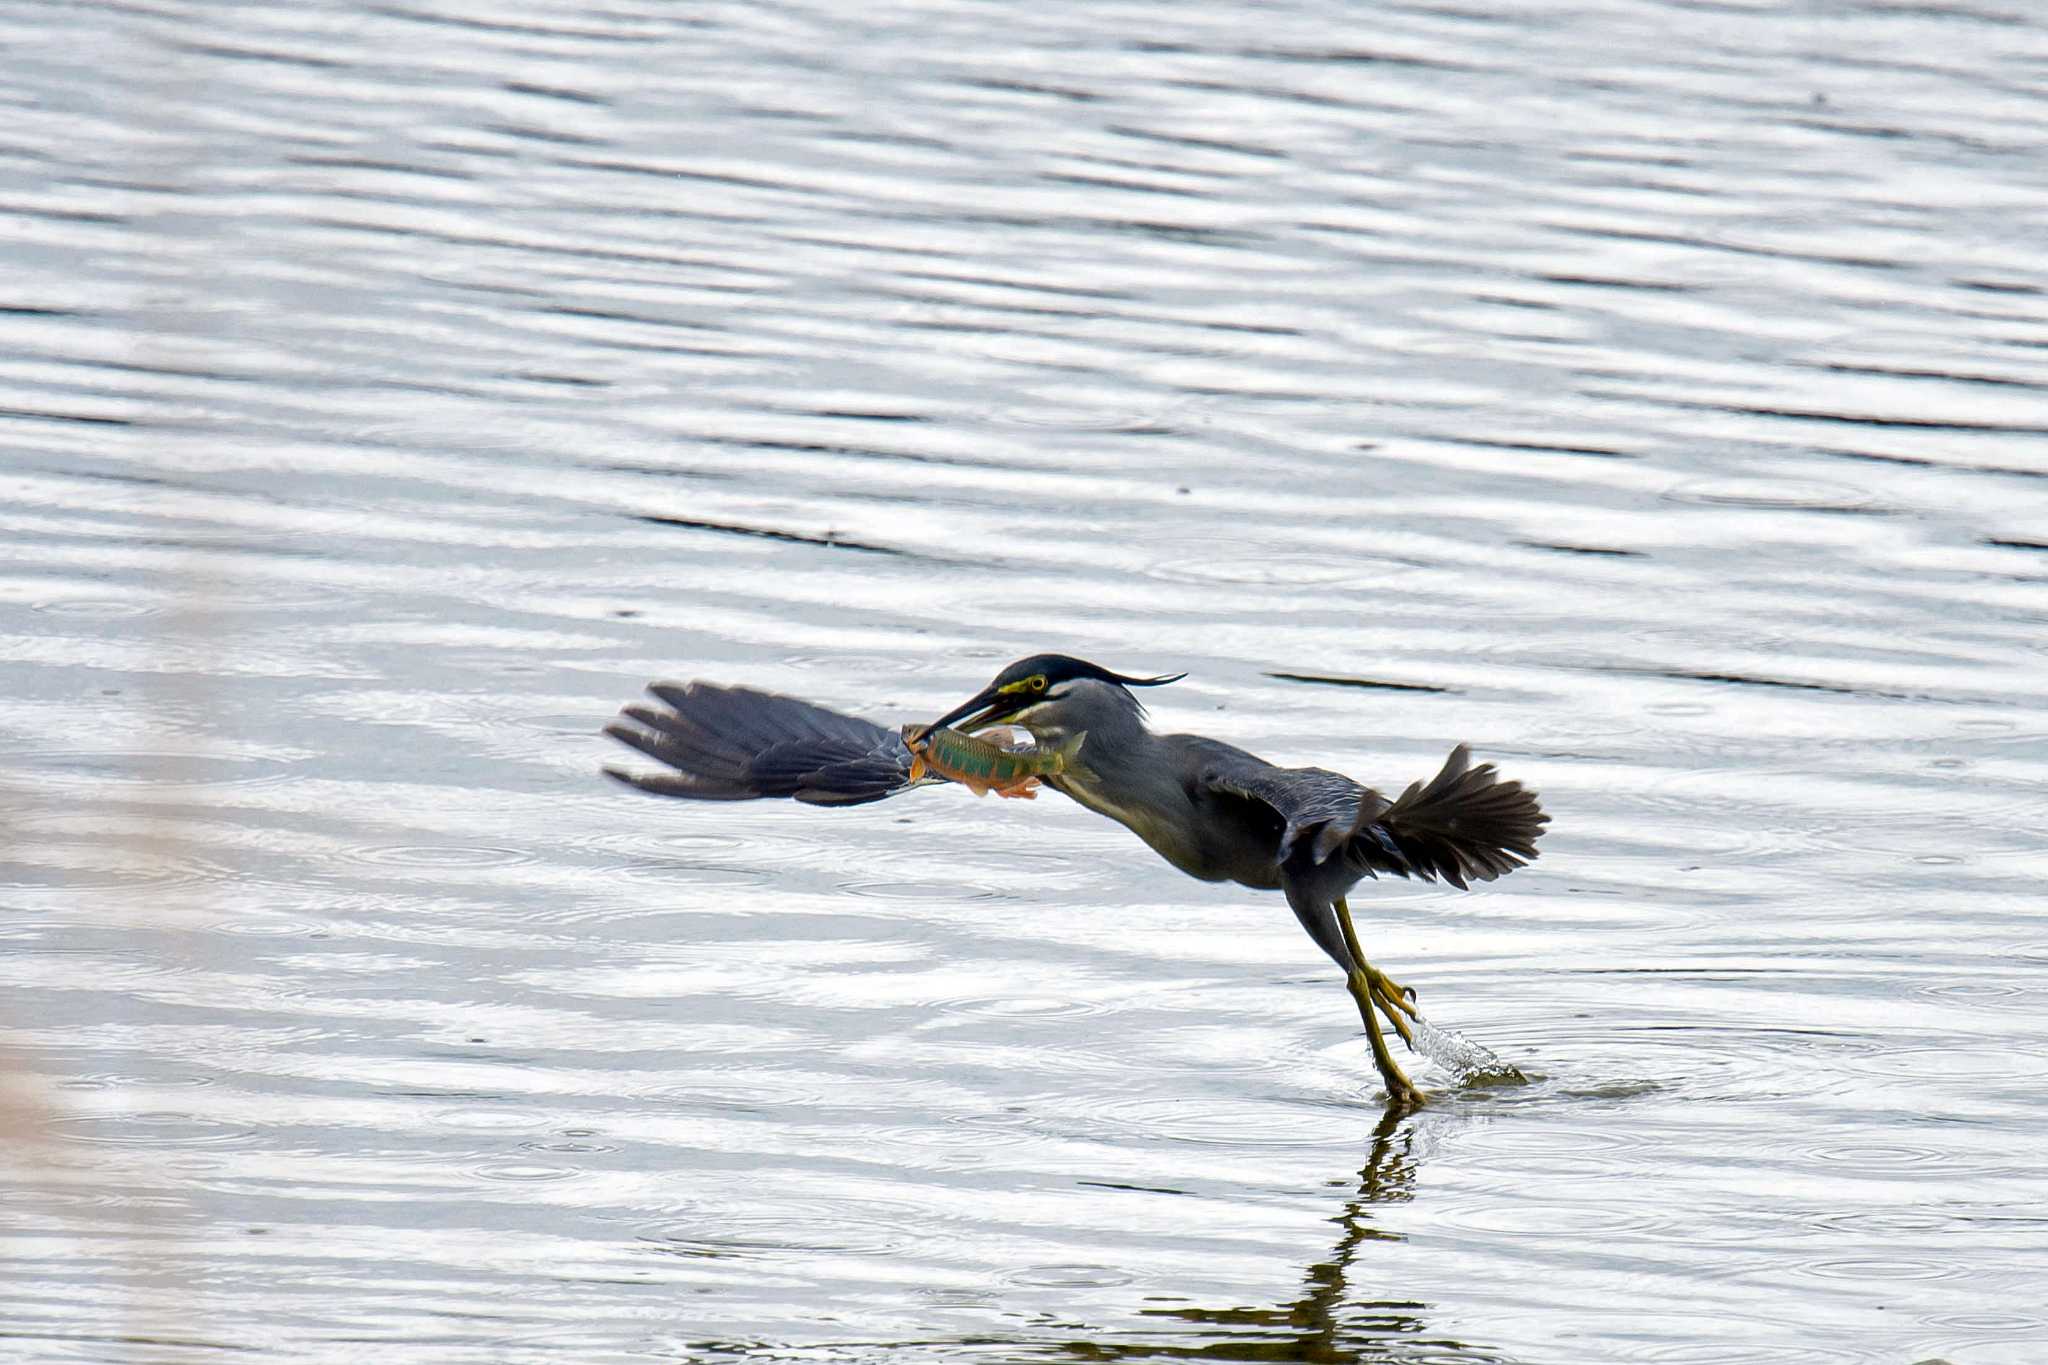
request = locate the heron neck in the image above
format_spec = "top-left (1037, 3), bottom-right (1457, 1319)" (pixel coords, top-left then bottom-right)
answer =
top-left (1033, 699), bottom-right (1182, 820)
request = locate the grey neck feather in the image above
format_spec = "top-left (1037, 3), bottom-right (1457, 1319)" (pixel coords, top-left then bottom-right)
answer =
top-left (1018, 679), bottom-right (1205, 870)
top-left (1027, 680), bottom-right (1183, 814)
top-left (1025, 679), bottom-right (1148, 752)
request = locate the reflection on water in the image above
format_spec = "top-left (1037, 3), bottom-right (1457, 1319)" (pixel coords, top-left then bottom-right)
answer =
top-left (1068, 1107), bottom-right (1488, 1365)
top-left (5, 0), bottom-right (2048, 1361)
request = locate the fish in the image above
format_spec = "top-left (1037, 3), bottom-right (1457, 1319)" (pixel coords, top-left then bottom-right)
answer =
top-left (900, 723), bottom-right (1090, 799)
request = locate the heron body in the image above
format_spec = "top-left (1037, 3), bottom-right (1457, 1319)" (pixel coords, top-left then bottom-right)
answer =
top-left (605, 654), bottom-right (1547, 1104)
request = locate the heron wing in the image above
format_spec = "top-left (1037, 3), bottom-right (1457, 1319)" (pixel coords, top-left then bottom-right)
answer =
top-left (1189, 739), bottom-right (1384, 868)
top-left (603, 682), bottom-right (918, 806)
top-left (1194, 741), bottom-right (1546, 889)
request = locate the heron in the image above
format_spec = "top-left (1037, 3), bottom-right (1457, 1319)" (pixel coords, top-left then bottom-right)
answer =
top-left (604, 654), bottom-right (1547, 1104)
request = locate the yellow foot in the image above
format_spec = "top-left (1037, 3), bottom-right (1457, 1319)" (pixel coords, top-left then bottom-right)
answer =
top-left (1329, 897), bottom-right (1426, 1100)
top-left (1370, 968), bottom-right (1420, 1019)
top-left (1384, 1074), bottom-right (1426, 1108)
top-left (1363, 970), bottom-right (1419, 1049)
top-left (1347, 971), bottom-right (1425, 1105)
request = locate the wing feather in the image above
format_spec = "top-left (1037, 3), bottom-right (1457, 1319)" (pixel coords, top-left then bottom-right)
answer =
top-left (604, 682), bottom-right (917, 806)
top-left (1193, 741), bottom-right (1383, 869)
top-left (1196, 741), bottom-right (1545, 888)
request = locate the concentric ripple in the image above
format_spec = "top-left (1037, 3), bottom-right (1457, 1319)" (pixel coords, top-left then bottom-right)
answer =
top-left (44, 1113), bottom-right (258, 1148)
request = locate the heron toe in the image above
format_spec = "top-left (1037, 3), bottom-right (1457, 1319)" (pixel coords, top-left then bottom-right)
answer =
top-left (1345, 970), bottom-right (1424, 1104)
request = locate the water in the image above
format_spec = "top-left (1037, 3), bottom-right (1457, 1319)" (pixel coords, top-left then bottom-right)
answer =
top-left (4, 1), bottom-right (2047, 1360)
top-left (1407, 1011), bottom-right (1523, 1087)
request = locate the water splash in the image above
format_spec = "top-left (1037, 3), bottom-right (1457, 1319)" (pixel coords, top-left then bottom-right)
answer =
top-left (1409, 1012), bottom-right (1528, 1086)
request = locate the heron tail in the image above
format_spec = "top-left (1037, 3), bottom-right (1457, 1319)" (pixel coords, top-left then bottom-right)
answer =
top-left (1350, 745), bottom-right (1547, 889)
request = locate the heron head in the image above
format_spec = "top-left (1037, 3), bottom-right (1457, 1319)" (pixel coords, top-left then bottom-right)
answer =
top-left (914, 654), bottom-right (1185, 740)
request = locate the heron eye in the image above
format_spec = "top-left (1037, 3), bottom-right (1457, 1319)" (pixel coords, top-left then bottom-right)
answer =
top-left (1029, 675), bottom-right (1047, 692)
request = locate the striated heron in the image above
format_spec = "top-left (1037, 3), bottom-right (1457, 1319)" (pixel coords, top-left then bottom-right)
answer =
top-left (604, 654), bottom-right (1547, 1104)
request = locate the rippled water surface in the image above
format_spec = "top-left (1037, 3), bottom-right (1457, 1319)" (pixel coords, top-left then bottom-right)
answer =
top-left (5, 1), bottom-right (2048, 1360)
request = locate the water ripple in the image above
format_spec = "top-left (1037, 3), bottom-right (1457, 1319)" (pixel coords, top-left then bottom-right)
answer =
top-left (1662, 477), bottom-right (1884, 514)
top-left (1079, 1095), bottom-right (1374, 1149)
top-left (347, 843), bottom-right (535, 870)
top-left (6, 0), bottom-right (2048, 1360)
top-left (637, 1197), bottom-right (935, 1260)
top-left (44, 1113), bottom-right (259, 1148)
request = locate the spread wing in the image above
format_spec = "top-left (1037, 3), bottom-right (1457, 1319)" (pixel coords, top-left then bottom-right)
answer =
top-left (1195, 741), bottom-right (1545, 889)
top-left (604, 682), bottom-right (918, 807)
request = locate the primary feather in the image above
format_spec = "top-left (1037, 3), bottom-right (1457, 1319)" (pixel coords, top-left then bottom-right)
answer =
top-left (603, 683), bottom-right (916, 806)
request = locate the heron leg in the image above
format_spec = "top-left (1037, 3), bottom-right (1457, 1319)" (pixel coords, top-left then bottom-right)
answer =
top-left (1333, 898), bottom-right (1424, 1106)
top-left (1334, 896), bottom-right (1419, 1025)
top-left (1365, 976), bottom-right (1416, 1048)
top-left (1280, 884), bottom-right (1425, 1104)
top-left (1346, 971), bottom-right (1422, 1105)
